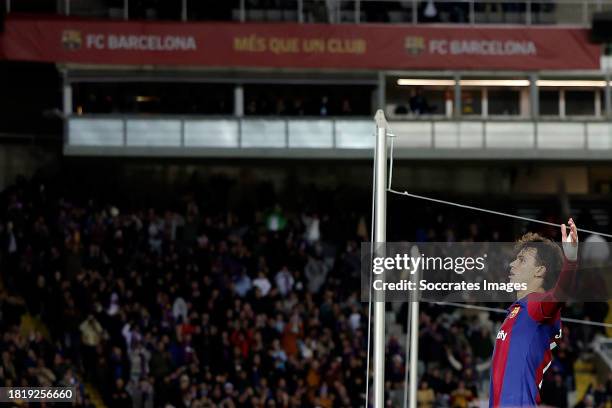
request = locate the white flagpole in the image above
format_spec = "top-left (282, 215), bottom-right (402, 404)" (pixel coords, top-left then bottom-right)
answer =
top-left (373, 109), bottom-right (388, 408)
top-left (408, 247), bottom-right (420, 408)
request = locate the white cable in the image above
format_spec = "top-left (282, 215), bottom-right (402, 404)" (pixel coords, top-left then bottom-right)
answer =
top-left (387, 131), bottom-right (395, 190)
top-left (387, 188), bottom-right (612, 239)
top-left (561, 317), bottom-right (612, 328)
top-left (424, 300), bottom-right (612, 328)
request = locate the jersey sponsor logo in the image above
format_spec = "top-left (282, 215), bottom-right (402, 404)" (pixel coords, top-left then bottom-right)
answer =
top-left (496, 329), bottom-right (508, 341)
top-left (554, 328), bottom-right (562, 339)
top-left (508, 306), bottom-right (520, 319)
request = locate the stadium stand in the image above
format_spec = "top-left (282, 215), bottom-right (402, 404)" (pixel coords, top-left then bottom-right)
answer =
top-left (1, 173), bottom-right (611, 407)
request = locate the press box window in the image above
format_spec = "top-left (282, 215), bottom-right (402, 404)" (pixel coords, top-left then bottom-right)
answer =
top-left (565, 90), bottom-right (596, 116)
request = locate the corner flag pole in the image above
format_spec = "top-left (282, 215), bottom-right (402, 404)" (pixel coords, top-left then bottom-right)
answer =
top-left (373, 109), bottom-right (388, 408)
top-left (408, 246), bottom-right (420, 408)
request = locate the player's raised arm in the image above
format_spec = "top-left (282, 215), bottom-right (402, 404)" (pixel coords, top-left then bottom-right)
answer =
top-left (528, 218), bottom-right (579, 321)
top-left (561, 217), bottom-right (578, 262)
top-left (554, 218), bottom-right (579, 296)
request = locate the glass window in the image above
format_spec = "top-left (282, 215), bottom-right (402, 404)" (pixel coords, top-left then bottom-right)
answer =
top-left (243, 84), bottom-right (374, 116)
top-left (566, 90), bottom-right (595, 116)
top-left (387, 82), bottom-right (449, 116)
top-left (11, 0), bottom-right (57, 13)
top-left (187, 0), bottom-right (240, 21)
top-left (539, 90), bottom-right (559, 116)
top-left (488, 90), bottom-right (520, 115)
top-left (461, 90), bottom-right (481, 115)
top-left (400, 88), bottom-right (445, 115)
top-left (73, 82), bottom-right (233, 115)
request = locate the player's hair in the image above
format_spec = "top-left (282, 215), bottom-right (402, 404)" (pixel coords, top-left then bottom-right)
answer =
top-left (515, 232), bottom-right (563, 290)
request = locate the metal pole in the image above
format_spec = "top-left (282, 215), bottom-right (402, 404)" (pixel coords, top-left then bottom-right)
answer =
top-left (412, 0), bottom-right (418, 23)
top-left (454, 74), bottom-right (462, 118)
top-left (469, 0), bottom-right (475, 24)
top-left (5, 0), bottom-right (10, 13)
top-left (240, 0), bottom-right (245, 22)
top-left (526, 0), bottom-right (531, 25)
top-left (530, 73), bottom-right (539, 118)
top-left (408, 287), bottom-right (419, 408)
top-left (355, 0), bottom-right (361, 23)
top-left (482, 87), bottom-right (488, 118)
top-left (181, 0), bottom-right (187, 21)
top-left (65, 0), bottom-right (70, 16)
top-left (408, 246), bottom-right (421, 408)
top-left (298, 0), bottom-right (304, 23)
top-left (560, 89), bottom-right (566, 118)
top-left (403, 298), bottom-right (411, 408)
top-left (234, 85), bottom-right (244, 117)
top-left (62, 70), bottom-right (70, 147)
top-left (605, 72), bottom-right (611, 119)
top-left (124, 0), bottom-right (128, 20)
top-left (377, 72), bottom-right (386, 115)
top-left (373, 109), bottom-right (388, 408)
top-left (403, 245), bottom-right (420, 408)
top-left (180, 118), bottom-right (185, 147)
top-left (63, 81), bottom-right (73, 116)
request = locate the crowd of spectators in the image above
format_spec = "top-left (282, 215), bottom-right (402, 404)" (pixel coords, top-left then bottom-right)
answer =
top-left (0, 174), bottom-right (609, 407)
top-left (393, 88), bottom-right (437, 116)
top-left (246, 95), bottom-right (358, 117)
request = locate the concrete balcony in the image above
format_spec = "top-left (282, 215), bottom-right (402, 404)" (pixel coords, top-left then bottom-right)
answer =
top-left (65, 115), bottom-right (612, 160)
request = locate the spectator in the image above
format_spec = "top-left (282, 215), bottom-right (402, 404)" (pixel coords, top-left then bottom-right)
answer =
top-left (275, 97), bottom-right (287, 115)
top-left (541, 373), bottom-right (568, 408)
top-left (172, 296), bottom-right (188, 325)
top-left (266, 204), bottom-right (287, 232)
top-left (126, 378), bottom-right (154, 408)
top-left (340, 98), bottom-right (353, 115)
top-left (127, 341), bottom-right (150, 382)
top-left (319, 96), bottom-right (329, 116)
top-left (417, 380), bottom-right (436, 408)
top-left (79, 314), bottom-right (105, 379)
top-left (234, 269), bottom-right (253, 298)
top-left (302, 212), bottom-right (321, 243)
top-left (450, 380), bottom-right (474, 408)
top-left (111, 378), bottom-right (132, 408)
top-left (253, 271), bottom-right (272, 297)
top-left (575, 393), bottom-right (596, 408)
top-left (305, 255), bottom-right (328, 294)
top-left (410, 87), bottom-right (432, 114)
top-left (274, 265), bottom-right (294, 297)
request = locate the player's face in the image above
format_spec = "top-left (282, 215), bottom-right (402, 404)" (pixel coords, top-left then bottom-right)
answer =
top-left (508, 247), bottom-right (543, 286)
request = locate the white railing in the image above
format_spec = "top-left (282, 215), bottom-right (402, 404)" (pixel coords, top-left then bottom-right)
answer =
top-left (7, 0), bottom-right (612, 27)
top-left (67, 116), bottom-right (373, 149)
top-left (66, 115), bottom-right (612, 158)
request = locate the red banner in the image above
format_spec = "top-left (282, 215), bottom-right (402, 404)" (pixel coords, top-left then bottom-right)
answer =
top-left (0, 16), bottom-right (601, 70)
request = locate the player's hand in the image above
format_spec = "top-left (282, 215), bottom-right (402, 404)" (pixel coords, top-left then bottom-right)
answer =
top-left (561, 218), bottom-right (578, 261)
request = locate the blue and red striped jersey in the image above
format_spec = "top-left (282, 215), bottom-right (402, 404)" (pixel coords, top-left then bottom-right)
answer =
top-left (489, 258), bottom-right (577, 407)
